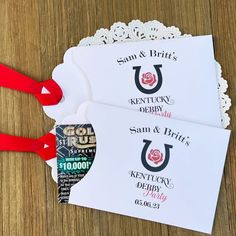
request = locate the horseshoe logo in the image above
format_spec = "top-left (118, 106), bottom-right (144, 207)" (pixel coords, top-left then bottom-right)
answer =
top-left (141, 139), bottom-right (173, 172)
top-left (133, 65), bottom-right (163, 94)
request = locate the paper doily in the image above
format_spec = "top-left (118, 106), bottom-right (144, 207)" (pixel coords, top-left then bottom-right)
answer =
top-left (78, 19), bottom-right (231, 128)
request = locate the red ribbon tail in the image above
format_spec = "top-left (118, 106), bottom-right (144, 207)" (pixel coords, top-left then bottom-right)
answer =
top-left (0, 133), bottom-right (56, 161)
top-left (0, 64), bottom-right (63, 106)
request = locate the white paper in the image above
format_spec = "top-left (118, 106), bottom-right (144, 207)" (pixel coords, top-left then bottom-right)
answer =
top-left (45, 35), bottom-right (222, 128)
top-left (59, 102), bottom-right (230, 234)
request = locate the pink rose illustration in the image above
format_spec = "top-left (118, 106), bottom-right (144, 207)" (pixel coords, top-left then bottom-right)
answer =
top-left (148, 149), bottom-right (163, 165)
top-left (141, 72), bottom-right (157, 86)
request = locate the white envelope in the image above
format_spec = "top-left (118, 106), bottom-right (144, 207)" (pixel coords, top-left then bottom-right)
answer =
top-left (59, 102), bottom-right (230, 234)
top-left (45, 35), bottom-right (222, 128)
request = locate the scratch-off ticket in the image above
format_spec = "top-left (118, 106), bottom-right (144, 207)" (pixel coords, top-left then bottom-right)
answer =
top-left (56, 124), bottom-right (96, 203)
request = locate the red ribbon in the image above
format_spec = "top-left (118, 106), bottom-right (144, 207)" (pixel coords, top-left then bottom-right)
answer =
top-left (0, 64), bottom-right (63, 105)
top-left (0, 133), bottom-right (56, 161)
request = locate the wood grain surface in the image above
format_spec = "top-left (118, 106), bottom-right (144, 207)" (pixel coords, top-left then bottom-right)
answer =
top-left (0, 0), bottom-right (235, 235)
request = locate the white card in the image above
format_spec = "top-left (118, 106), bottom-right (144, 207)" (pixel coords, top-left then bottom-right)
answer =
top-left (45, 35), bottom-right (222, 128)
top-left (59, 102), bottom-right (230, 234)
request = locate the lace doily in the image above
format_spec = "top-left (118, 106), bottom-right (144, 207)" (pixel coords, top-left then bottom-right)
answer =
top-left (78, 20), bottom-right (231, 128)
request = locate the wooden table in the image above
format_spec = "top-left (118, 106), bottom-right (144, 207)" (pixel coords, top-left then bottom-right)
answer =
top-left (0, 0), bottom-right (235, 235)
